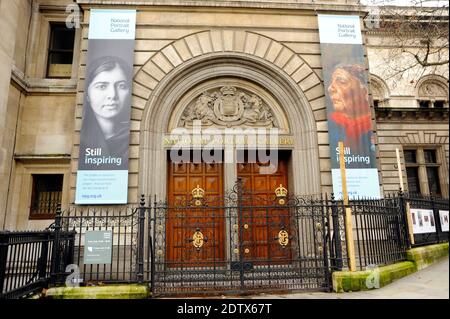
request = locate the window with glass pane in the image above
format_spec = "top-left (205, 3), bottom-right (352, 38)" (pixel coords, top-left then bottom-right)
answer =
top-left (406, 167), bottom-right (420, 195)
top-left (30, 174), bottom-right (63, 219)
top-left (404, 150), bottom-right (417, 164)
top-left (424, 150), bottom-right (437, 164)
top-left (433, 101), bottom-right (445, 108)
top-left (47, 23), bottom-right (75, 78)
top-left (419, 100), bottom-right (431, 108)
top-left (426, 167), bottom-right (441, 196)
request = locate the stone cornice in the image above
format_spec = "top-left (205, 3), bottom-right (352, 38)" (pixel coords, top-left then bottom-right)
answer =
top-left (38, 5), bottom-right (71, 13)
top-left (14, 155), bottom-right (72, 165)
top-left (76, 0), bottom-right (367, 14)
top-left (10, 65), bottom-right (77, 95)
top-left (375, 107), bottom-right (449, 122)
top-left (10, 66), bottom-right (27, 93)
top-left (14, 154), bottom-right (72, 160)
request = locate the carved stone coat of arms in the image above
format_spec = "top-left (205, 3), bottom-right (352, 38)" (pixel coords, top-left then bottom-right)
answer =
top-left (179, 86), bottom-right (277, 128)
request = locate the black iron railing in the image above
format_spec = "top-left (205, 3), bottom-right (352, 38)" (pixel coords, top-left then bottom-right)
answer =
top-left (0, 229), bottom-right (74, 299)
top-left (1, 188), bottom-right (448, 298)
top-left (403, 193), bottom-right (449, 247)
top-left (149, 188), bottom-right (335, 295)
top-left (57, 204), bottom-right (141, 284)
top-left (348, 196), bottom-right (409, 271)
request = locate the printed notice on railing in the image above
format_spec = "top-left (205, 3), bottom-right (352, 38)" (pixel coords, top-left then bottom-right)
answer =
top-left (84, 230), bottom-right (113, 264)
top-left (410, 208), bottom-right (436, 234)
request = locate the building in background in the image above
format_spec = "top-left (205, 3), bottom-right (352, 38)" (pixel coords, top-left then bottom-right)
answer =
top-left (0, 0), bottom-right (448, 230)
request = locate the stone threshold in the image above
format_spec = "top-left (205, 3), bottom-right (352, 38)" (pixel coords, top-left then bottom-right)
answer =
top-left (44, 284), bottom-right (149, 299)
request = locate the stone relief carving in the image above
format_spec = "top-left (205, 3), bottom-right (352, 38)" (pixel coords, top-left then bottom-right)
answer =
top-left (179, 86), bottom-right (277, 128)
top-left (419, 81), bottom-right (448, 98)
top-left (371, 81), bottom-right (383, 99)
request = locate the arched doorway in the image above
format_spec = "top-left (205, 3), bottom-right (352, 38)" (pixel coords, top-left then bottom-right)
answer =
top-left (134, 35), bottom-right (327, 292)
top-left (139, 53), bottom-right (321, 198)
top-left (165, 77), bottom-right (292, 266)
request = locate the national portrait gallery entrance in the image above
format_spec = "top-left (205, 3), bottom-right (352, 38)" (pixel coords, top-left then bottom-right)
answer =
top-left (2, 2), bottom-right (448, 300)
top-left (153, 148), bottom-right (334, 294)
top-left (144, 80), bottom-right (336, 294)
top-left (165, 150), bottom-right (291, 266)
top-left (53, 47), bottom-right (339, 295)
top-left (68, 13), bottom-right (343, 294)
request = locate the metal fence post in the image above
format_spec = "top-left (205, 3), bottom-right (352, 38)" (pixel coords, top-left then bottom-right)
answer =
top-left (38, 232), bottom-right (50, 280)
top-left (398, 190), bottom-right (411, 249)
top-left (330, 194), bottom-right (343, 271)
top-left (137, 195), bottom-right (146, 284)
top-left (51, 204), bottom-right (62, 284)
top-left (0, 232), bottom-right (10, 294)
top-left (236, 178), bottom-right (245, 288)
top-left (150, 195), bottom-right (156, 296)
top-left (321, 194), bottom-right (331, 290)
top-left (431, 194), bottom-right (441, 243)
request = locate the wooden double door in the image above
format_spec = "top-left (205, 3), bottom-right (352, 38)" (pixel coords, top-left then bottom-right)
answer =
top-left (166, 152), bottom-right (290, 266)
top-left (167, 160), bottom-right (225, 266)
top-left (237, 152), bottom-right (291, 263)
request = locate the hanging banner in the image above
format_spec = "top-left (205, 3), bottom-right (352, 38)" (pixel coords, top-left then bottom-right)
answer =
top-left (75, 9), bottom-right (136, 204)
top-left (318, 15), bottom-right (381, 199)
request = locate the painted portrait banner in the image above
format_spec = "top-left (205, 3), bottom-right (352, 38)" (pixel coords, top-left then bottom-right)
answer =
top-left (318, 15), bottom-right (381, 199)
top-left (75, 9), bottom-right (136, 204)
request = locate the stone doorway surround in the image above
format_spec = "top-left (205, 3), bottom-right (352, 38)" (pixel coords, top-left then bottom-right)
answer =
top-left (133, 30), bottom-right (324, 198)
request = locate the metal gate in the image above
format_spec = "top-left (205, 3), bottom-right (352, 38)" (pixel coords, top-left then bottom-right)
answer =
top-left (149, 180), bottom-right (334, 295)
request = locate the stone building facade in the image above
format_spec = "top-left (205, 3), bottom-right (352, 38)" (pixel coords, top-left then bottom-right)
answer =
top-left (0, 0), bottom-right (448, 230)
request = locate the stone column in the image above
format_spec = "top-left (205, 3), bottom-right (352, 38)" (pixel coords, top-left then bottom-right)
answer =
top-left (0, 0), bottom-right (21, 229)
top-left (223, 145), bottom-right (237, 192)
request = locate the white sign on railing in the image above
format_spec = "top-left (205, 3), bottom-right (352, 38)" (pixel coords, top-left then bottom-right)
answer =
top-left (410, 208), bottom-right (436, 234)
top-left (439, 210), bottom-right (449, 232)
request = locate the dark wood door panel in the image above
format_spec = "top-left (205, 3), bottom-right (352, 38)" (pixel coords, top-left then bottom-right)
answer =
top-left (167, 160), bottom-right (225, 267)
top-left (237, 152), bottom-right (291, 263)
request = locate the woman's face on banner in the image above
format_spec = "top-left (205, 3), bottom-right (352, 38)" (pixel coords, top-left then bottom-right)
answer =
top-left (328, 68), bottom-right (368, 116)
top-left (88, 64), bottom-right (130, 120)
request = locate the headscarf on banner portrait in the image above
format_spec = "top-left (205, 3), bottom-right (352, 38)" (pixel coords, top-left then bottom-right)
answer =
top-left (327, 63), bottom-right (376, 167)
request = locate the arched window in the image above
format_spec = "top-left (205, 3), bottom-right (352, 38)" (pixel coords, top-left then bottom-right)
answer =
top-left (370, 75), bottom-right (390, 108)
top-left (416, 76), bottom-right (449, 109)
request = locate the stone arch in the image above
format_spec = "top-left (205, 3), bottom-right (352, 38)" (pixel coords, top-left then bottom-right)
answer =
top-left (167, 78), bottom-right (291, 134)
top-left (415, 74), bottom-right (449, 101)
top-left (370, 74), bottom-right (390, 107)
top-left (132, 30), bottom-right (325, 197)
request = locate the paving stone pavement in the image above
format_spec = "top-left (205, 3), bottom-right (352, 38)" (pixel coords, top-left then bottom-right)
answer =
top-left (244, 257), bottom-right (449, 299)
top-left (167, 257), bottom-right (448, 300)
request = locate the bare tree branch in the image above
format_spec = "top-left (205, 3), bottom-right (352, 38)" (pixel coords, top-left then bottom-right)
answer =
top-left (363, 0), bottom-right (449, 78)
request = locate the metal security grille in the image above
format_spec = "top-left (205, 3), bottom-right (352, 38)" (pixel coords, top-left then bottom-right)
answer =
top-left (30, 174), bottom-right (63, 219)
top-left (149, 180), bottom-right (334, 295)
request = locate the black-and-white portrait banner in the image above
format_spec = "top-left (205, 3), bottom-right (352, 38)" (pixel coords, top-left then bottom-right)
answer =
top-left (75, 9), bottom-right (136, 204)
